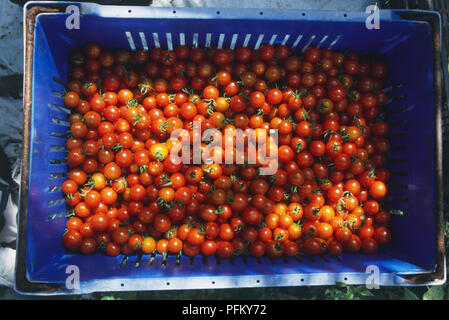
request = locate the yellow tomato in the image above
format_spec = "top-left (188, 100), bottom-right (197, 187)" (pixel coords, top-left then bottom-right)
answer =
top-left (91, 172), bottom-right (106, 190)
top-left (150, 143), bottom-right (168, 161)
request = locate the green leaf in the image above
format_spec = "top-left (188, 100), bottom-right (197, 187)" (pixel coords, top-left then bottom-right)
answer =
top-left (402, 288), bottom-right (419, 300)
top-left (101, 296), bottom-right (120, 300)
top-left (423, 286), bottom-right (445, 300)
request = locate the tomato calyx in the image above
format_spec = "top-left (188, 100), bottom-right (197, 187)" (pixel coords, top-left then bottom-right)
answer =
top-left (98, 239), bottom-right (108, 252)
top-left (203, 99), bottom-right (216, 115)
top-left (132, 111), bottom-right (142, 126)
top-left (225, 193), bottom-right (234, 205)
top-left (284, 115), bottom-right (297, 127)
top-left (160, 180), bottom-right (172, 188)
top-left (66, 210), bottom-right (76, 218)
top-left (126, 98), bottom-right (138, 108)
top-left (322, 129), bottom-right (336, 140)
top-left (138, 81), bottom-right (153, 95)
top-left (156, 197), bottom-right (175, 210)
top-left (112, 143), bottom-right (123, 152)
top-left (166, 226), bottom-right (178, 239)
top-left (257, 219), bottom-right (267, 231)
top-left (66, 193), bottom-right (74, 200)
top-left (159, 121), bottom-right (170, 133)
top-left (214, 206), bottom-right (224, 215)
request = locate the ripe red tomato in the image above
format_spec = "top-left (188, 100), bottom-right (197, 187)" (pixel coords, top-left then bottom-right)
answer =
top-left (61, 43), bottom-right (393, 261)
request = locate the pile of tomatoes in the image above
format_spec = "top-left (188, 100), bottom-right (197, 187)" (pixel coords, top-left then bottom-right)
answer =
top-left (61, 42), bottom-right (392, 260)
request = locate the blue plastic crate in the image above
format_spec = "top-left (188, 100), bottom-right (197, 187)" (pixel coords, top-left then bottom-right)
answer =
top-left (16, 2), bottom-right (445, 295)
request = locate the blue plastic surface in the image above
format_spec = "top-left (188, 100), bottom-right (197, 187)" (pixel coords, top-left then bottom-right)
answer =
top-left (24, 4), bottom-right (440, 292)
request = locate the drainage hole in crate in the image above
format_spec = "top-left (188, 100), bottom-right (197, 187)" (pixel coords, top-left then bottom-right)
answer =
top-left (388, 107), bottom-right (410, 115)
top-left (166, 282), bottom-right (170, 286)
top-left (389, 120), bottom-right (408, 127)
top-left (49, 172), bottom-right (67, 178)
top-left (307, 256), bottom-right (315, 262)
top-left (387, 94), bottom-right (407, 104)
top-left (51, 90), bottom-right (64, 98)
top-left (50, 159), bottom-right (66, 165)
top-left (50, 145), bottom-right (66, 152)
top-left (388, 158), bottom-right (408, 164)
top-left (259, 12), bottom-right (263, 15)
top-left (389, 184), bottom-right (408, 190)
top-left (52, 77), bottom-right (66, 87)
top-left (173, 10), bottom-right (176, 14)
top-left (256, 280), bottom-right (260, 283)
top-left (49, 104), bottom-right (71, 114)
top-left (212, 281), bottom-right (215, 285)
top-left (391, 171), bottom-right (408, 177)
top-left (51, 131), bottom-right (68, 139)
top-left (48, 199), bottom-right (66, 207)
top-left (387, 145), bottom-right (408, 153)
top-left (344, 13), bottom-right (348, 17)
top-left (300, 278), bottom-right (304, 282)
top-left (216, 11), bottom-right (220, 14)
top-left (128, 9), bottom-right (132, 13)
top-left (388, 133), bottom-right (407, 140)
top-left (121, 283), bottom-right (124, 287)
top-left (148, 253), bottom-right (156, 266)
top-left (302, 12), bottom-right (306, 16)
top-left (385, 195), bottom-right (408, 203)
top-left (48, 185), bottom-right (62, 193)
top-left (47, 211), bottom-right (67, 221)
top-left (344, 277), bottom-right (348, 281)
top-left (52, 118), bottom-right (70, 127)
top-left (384, 82), bottom-right (407, 92)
